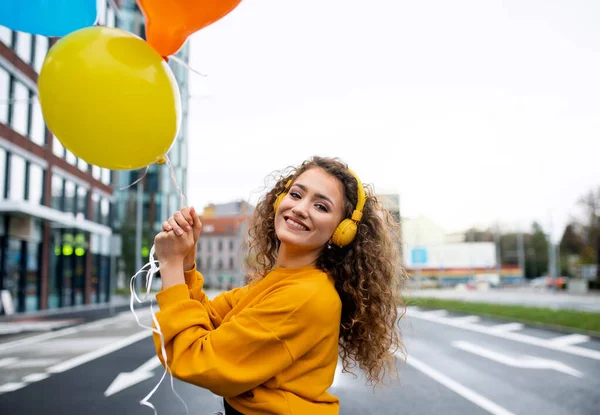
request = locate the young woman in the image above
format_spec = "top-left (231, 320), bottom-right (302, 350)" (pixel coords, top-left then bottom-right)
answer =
top-left (153, 156), bottom-right (406, 415)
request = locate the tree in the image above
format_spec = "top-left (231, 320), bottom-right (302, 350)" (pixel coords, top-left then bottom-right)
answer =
top-left (524, 222), bottom-right (549, 279)
top-left (560, 223), bottom-right (584, 255)
top-left (577, 187), bottom-right (600, 280)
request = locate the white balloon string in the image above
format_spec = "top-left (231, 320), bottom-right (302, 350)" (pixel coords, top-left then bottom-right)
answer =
top-left (107, 0), bottom-right (123, 19)
top-left (164, 155), bottom-right (188, 206)
top-left (129, 245), bottom-right (190, 415)
top-left (118, 166), bottom-right (149, 191)
top-left (168, 54), bottom-right (207, 78)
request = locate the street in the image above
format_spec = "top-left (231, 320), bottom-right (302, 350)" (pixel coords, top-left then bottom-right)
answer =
top-left (1, 304), bottom-right (599, 414)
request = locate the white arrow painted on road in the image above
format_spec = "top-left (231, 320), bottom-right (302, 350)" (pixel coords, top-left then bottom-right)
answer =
top-left (452, 341), bottom-right (583, 378)
top-left (104, 356), bottom-right (162, 397)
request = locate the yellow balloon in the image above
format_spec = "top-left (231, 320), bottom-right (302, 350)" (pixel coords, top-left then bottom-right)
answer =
top-left (38, 26), bottom-right (181, 170)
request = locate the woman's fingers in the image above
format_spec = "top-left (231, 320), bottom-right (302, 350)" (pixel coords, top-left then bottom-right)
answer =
top-left (168, 217), bottom-right (184, 235)
top-left (174, 211), bottom-right (192, 232)
top-left (179, 207), bottom-right (194, 228)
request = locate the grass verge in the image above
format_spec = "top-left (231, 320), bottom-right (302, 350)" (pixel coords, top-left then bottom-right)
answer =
top-left (405, 297), bottom-right (600, 335)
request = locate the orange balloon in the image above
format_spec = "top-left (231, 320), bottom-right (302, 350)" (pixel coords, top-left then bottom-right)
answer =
top-left (137, 0), bottom-right (242, 57)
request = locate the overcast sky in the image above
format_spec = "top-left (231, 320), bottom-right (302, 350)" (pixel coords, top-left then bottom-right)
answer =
top-left (181, 0), bottom-right (600, 242)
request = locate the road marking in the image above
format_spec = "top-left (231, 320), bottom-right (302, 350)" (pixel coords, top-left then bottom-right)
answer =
top-left (0, 382), bottom-right (27, 393)
top-left (406, 308), bottom-right (600, 361)
top-left (0, 357), bottom-right (18, 368)
top-left (453, 341), bottom-right (583, 378)
top-left (0, 311), bottom-right (145, 353)
top-left (452, 316), bottom-right (481, 324)
top-left (399, 352), bottom-right (515, 415)
top-left (104, 356), bottom-right (162, 397)
top-left (47, 330), bottom-right (151, 374)
top-left (421, 309), bottom-right (448, 318)
top-left (9, 358), bottom-right (60, 369)
top-left (0, 327), bottom-right (78, 353)
top-left (488, 323), bottom-right (524, 332)
top-left (22, 373), bottom-right (50, 383)
top-left (548, 334), bottom-right (590, 347)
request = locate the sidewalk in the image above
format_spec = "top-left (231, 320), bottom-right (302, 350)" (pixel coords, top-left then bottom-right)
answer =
top-left (0, 289), bottom-right (224, 340)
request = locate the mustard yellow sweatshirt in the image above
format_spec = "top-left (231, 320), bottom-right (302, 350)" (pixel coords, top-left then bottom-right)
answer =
top-left (153, 264), bottom-right (342, 415)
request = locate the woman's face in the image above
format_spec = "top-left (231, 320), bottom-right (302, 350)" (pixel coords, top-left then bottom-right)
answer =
top-left (274, 167), bottom-right (346, 252)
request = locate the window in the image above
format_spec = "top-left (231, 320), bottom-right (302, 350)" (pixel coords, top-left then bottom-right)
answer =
top-left (0, 147), bottom-right (6, 198)
top-left (15, 32), bottom-right (33, 64)
top-left (100, 198), bottom-right (110, 225)
top-left (53, 135), bottom-right (65, 158)
top-left (218, 240), bottom-right (223, 252)
top-left (101, 168), bottom-right (111, 185)
top-left (30, 95), bottom-right (45, 146)
top-left (77, 158), bottom-right (88, 172)
top-left (0, 26), bottom-right (12, 45)
top-left (8, 154), bottom-right (26, 201)
top-left (11, 80), bottom-right (29, 137)
top-left (33, 35), bottom-right (48, 73)
top-left (92, 193), bottom-right (101, 222)
top-left (28, 163), bottom-right (44, 205)
top-left (66, 150), bottom-right (77, 166)
top-left (229, 240), bottom-right (234, 251)
top-left (64, 180), bottom-right (75, 213)
top-left (0, 67), bottom-right (9, 124)
top-left (229, 257), bottom-right (234, 269)
top-left (76, 186), bottom-right (88, 217)
top-left (92, 165), bottom-right (102, 180)
top-left (51, 175), bottom-right (63, 210)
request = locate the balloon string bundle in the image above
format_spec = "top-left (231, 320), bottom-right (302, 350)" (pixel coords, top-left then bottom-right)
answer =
top-left (128, 155), bottom-right (189, 415)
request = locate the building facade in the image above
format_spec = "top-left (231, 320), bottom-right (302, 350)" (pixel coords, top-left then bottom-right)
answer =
top-left (110, 0), bottom-right (190, 284)
top-left (195, 201), bottom-right (254, 289)
top-left (0, 4), bottom-right (118, 314)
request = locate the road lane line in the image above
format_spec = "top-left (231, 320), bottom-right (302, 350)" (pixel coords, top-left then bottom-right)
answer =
top-left (22, 373), bottom-right (50, 383)
top-left (399, 352), bottom-right (514, 415)
top-left (548, 334), bottom-right (590, 347)
top-left (0, 382), bottom-right (27, 393)
top-left (488, 323), bottom-right (524, 332)
top-left (453, 341), bottom-right (584, 378)
top-left (452, 316), bottom-right (481, 324)
top-left (0, 310), bottom-right (148, 353)
top-left (0, 327), bottom-right (79, 353)
top-left (46, 330), bottom-right (152, 374)
top-left (0, 357), bottom-right (18, 368)
top-left (405, 308), bottom-right (600, 361)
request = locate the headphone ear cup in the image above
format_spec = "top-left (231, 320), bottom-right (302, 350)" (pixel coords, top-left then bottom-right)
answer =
top-left (331, 219), bottom-right (358, 247)
top-left (273, 192), bottom-right (287, 212)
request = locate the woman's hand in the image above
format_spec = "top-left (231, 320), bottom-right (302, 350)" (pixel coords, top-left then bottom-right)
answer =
top-left (162, 206), bottom-right (202, 271)
top-left (154, 220), bottom-right (195, 289)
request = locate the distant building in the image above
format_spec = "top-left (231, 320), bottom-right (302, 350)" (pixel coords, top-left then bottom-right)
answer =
top-left (196, 202), bottom-right (255, 288)
top-left (402, 215), bottom-right (522, 286)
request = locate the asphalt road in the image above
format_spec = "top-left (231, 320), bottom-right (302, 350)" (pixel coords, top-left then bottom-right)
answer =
top-left (0, 304), bottom-right (599, 414)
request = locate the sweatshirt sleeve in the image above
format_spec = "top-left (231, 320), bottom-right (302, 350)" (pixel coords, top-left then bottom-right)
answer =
top-left (152, 282), bottom-right (336, 397)
top-left (182, 264), bottom-right (246, 328)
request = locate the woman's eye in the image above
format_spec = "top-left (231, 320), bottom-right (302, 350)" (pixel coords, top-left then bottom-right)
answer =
top-left (289, 192), bottom-right (301, 199)
top-left (315, 204), bottom-right (328, 212)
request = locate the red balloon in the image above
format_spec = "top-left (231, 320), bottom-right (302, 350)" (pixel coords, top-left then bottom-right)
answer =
top-left (137, 0), bottom-right (242, 57)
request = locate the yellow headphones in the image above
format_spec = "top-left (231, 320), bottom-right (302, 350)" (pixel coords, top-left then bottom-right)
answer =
top-left (273, 169), bottom-right (367, 247)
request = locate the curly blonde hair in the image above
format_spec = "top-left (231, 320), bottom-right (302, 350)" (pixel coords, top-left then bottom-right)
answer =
top-left (246, 156), bottom-right (407, 386)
